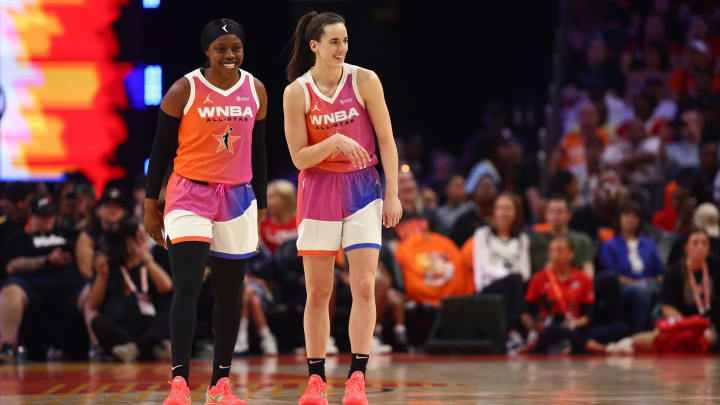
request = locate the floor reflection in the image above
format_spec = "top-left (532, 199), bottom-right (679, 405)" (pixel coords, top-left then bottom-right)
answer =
top-left (0, 354), bottom-right (719, 404)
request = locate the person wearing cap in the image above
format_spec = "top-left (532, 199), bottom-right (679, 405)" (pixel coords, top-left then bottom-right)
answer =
top-left (668, 38), bottom-right (720, 100)
top-left (0, 194), bottom-right (86, 363)
top-left (86, 218), bottom-right (173, 364)
top-left (75, 183), bottom-right (129, 361)
top-left (76, 184), bottom-right (128, 278)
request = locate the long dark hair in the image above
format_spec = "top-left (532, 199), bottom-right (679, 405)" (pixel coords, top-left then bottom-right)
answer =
top-left (490, 192), bottom-right (525, 238)
top-left (286, 11), bottom-right (345, 82)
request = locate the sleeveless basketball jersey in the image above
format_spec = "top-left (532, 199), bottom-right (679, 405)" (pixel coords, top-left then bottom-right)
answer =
top-left (173, 68), bottom-right (259, 184)
top-left (297, 63), bottom-right (378, 172)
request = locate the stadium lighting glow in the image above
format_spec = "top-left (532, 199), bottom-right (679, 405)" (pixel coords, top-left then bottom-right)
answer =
top-left (144, 65), bottom-right (162, 106)
top-left (143, 0), bottom-right (161, 9)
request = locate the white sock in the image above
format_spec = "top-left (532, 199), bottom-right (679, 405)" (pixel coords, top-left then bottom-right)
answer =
top-left (259, 326), bottom-right (273, 339)
top-left (374, 325), bottom-right (383, 336)
top-left (394, 324), bottom-right (406, 334)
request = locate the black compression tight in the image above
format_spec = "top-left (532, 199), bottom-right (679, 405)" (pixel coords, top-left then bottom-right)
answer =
top-left (209, 255), bottom-right (246, 386)
top-left (168, 241), bottom-right (246, 385)
top-left (168, 241), bottom-right (208, 383)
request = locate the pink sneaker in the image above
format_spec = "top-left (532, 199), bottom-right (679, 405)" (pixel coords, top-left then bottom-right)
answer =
top-left (299, 374), bottom-right (328, 405)
top-left (342, 371), bottom-right (368, 405)
top-left (204, 377), bottom-right (246, 405)
top-left (163, 376), bottom-right (191, 405)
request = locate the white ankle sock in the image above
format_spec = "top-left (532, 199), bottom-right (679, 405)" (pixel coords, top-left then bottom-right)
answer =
top-left (259, 326), bottom-right (273, 339)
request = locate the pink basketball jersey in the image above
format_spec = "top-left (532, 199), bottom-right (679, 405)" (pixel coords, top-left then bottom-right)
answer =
top-left (297, 64), bottom-right (378, 172)
top-left (174, 68), bottom-right (259, 184)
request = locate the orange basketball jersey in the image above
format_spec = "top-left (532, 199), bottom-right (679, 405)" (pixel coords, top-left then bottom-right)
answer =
top-left (173, 68), bottom-right (259, 184)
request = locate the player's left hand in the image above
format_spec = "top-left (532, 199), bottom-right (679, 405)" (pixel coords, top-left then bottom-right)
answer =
top-left (382, 194), bottom-right (402, 228)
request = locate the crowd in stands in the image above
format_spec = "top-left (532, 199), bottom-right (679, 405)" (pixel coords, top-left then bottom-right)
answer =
top-left (2, 0), bottom-right (720, 363)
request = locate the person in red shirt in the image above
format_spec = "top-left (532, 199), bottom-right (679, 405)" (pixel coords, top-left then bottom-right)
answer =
top-left (521, 236), bottom-right (628, 354)
top-left (652, 179), bottom-right (695, 234)
top-left (259, 180), bottom-right (298, 254)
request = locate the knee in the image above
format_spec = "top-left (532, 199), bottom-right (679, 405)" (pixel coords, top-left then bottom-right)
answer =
top-left (215, 286), bottom-right (243, 308)
top-left (250, 295), bottom-right (262, 308)
top-left (306, 284), bottom-right (333, 308)
top-left (243, 285), bottom-right (255, 302)
top-left (172, 281), bottom-right (202, 301)
top-left (0, 284), bottom-right (27, 306)
top-left (352, 277), bottom-right (374, 303)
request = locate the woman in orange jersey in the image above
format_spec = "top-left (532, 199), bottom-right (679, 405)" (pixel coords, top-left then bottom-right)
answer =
top-left (284, 11), bottom-right (402, 405)
top-left (144, 18), bottom-right (266, 405)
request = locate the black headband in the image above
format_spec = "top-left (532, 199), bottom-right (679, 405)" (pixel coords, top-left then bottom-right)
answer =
top-left (201, 21), bottom-right (245, 51)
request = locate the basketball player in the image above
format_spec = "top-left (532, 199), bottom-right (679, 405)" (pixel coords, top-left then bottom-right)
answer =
top-left (144, 18), bottom-right (267, 405)
top-left (284, 11), bottom-right (402, 405)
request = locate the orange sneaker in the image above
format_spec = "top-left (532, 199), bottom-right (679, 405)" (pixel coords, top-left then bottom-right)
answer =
top-left (342, 371), bottom-right (367, 405)
top-left (163, 376), bottom-right (192, 405)
top-left (204, 377), bottom-right (246, 405)
top-left (299, 374), bottom-right (328, 405)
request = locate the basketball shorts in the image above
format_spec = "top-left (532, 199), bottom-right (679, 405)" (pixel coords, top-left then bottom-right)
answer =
top-left (296, 167), bottom-right (382, 256)
top-left (164, 173), bottom-right (258, 259)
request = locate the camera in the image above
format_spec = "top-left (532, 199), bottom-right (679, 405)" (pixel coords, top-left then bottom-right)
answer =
top-left (97, 217), bottom-right (140, 265)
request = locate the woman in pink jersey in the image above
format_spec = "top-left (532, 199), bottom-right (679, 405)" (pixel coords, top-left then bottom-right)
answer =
top-left (284, 11), bottom-right (402, 405)
top-left (144, 18), bottom-right (267, 405)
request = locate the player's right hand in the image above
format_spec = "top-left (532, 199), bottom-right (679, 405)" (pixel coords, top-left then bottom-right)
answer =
top-left (334, 133), bottom-right (370, 169)
top-left (144, 199), bottom-right (166, 249)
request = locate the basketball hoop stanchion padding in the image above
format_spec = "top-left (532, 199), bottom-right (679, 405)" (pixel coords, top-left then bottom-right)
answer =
top-left (423, 294), bottom-right (506, 354)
